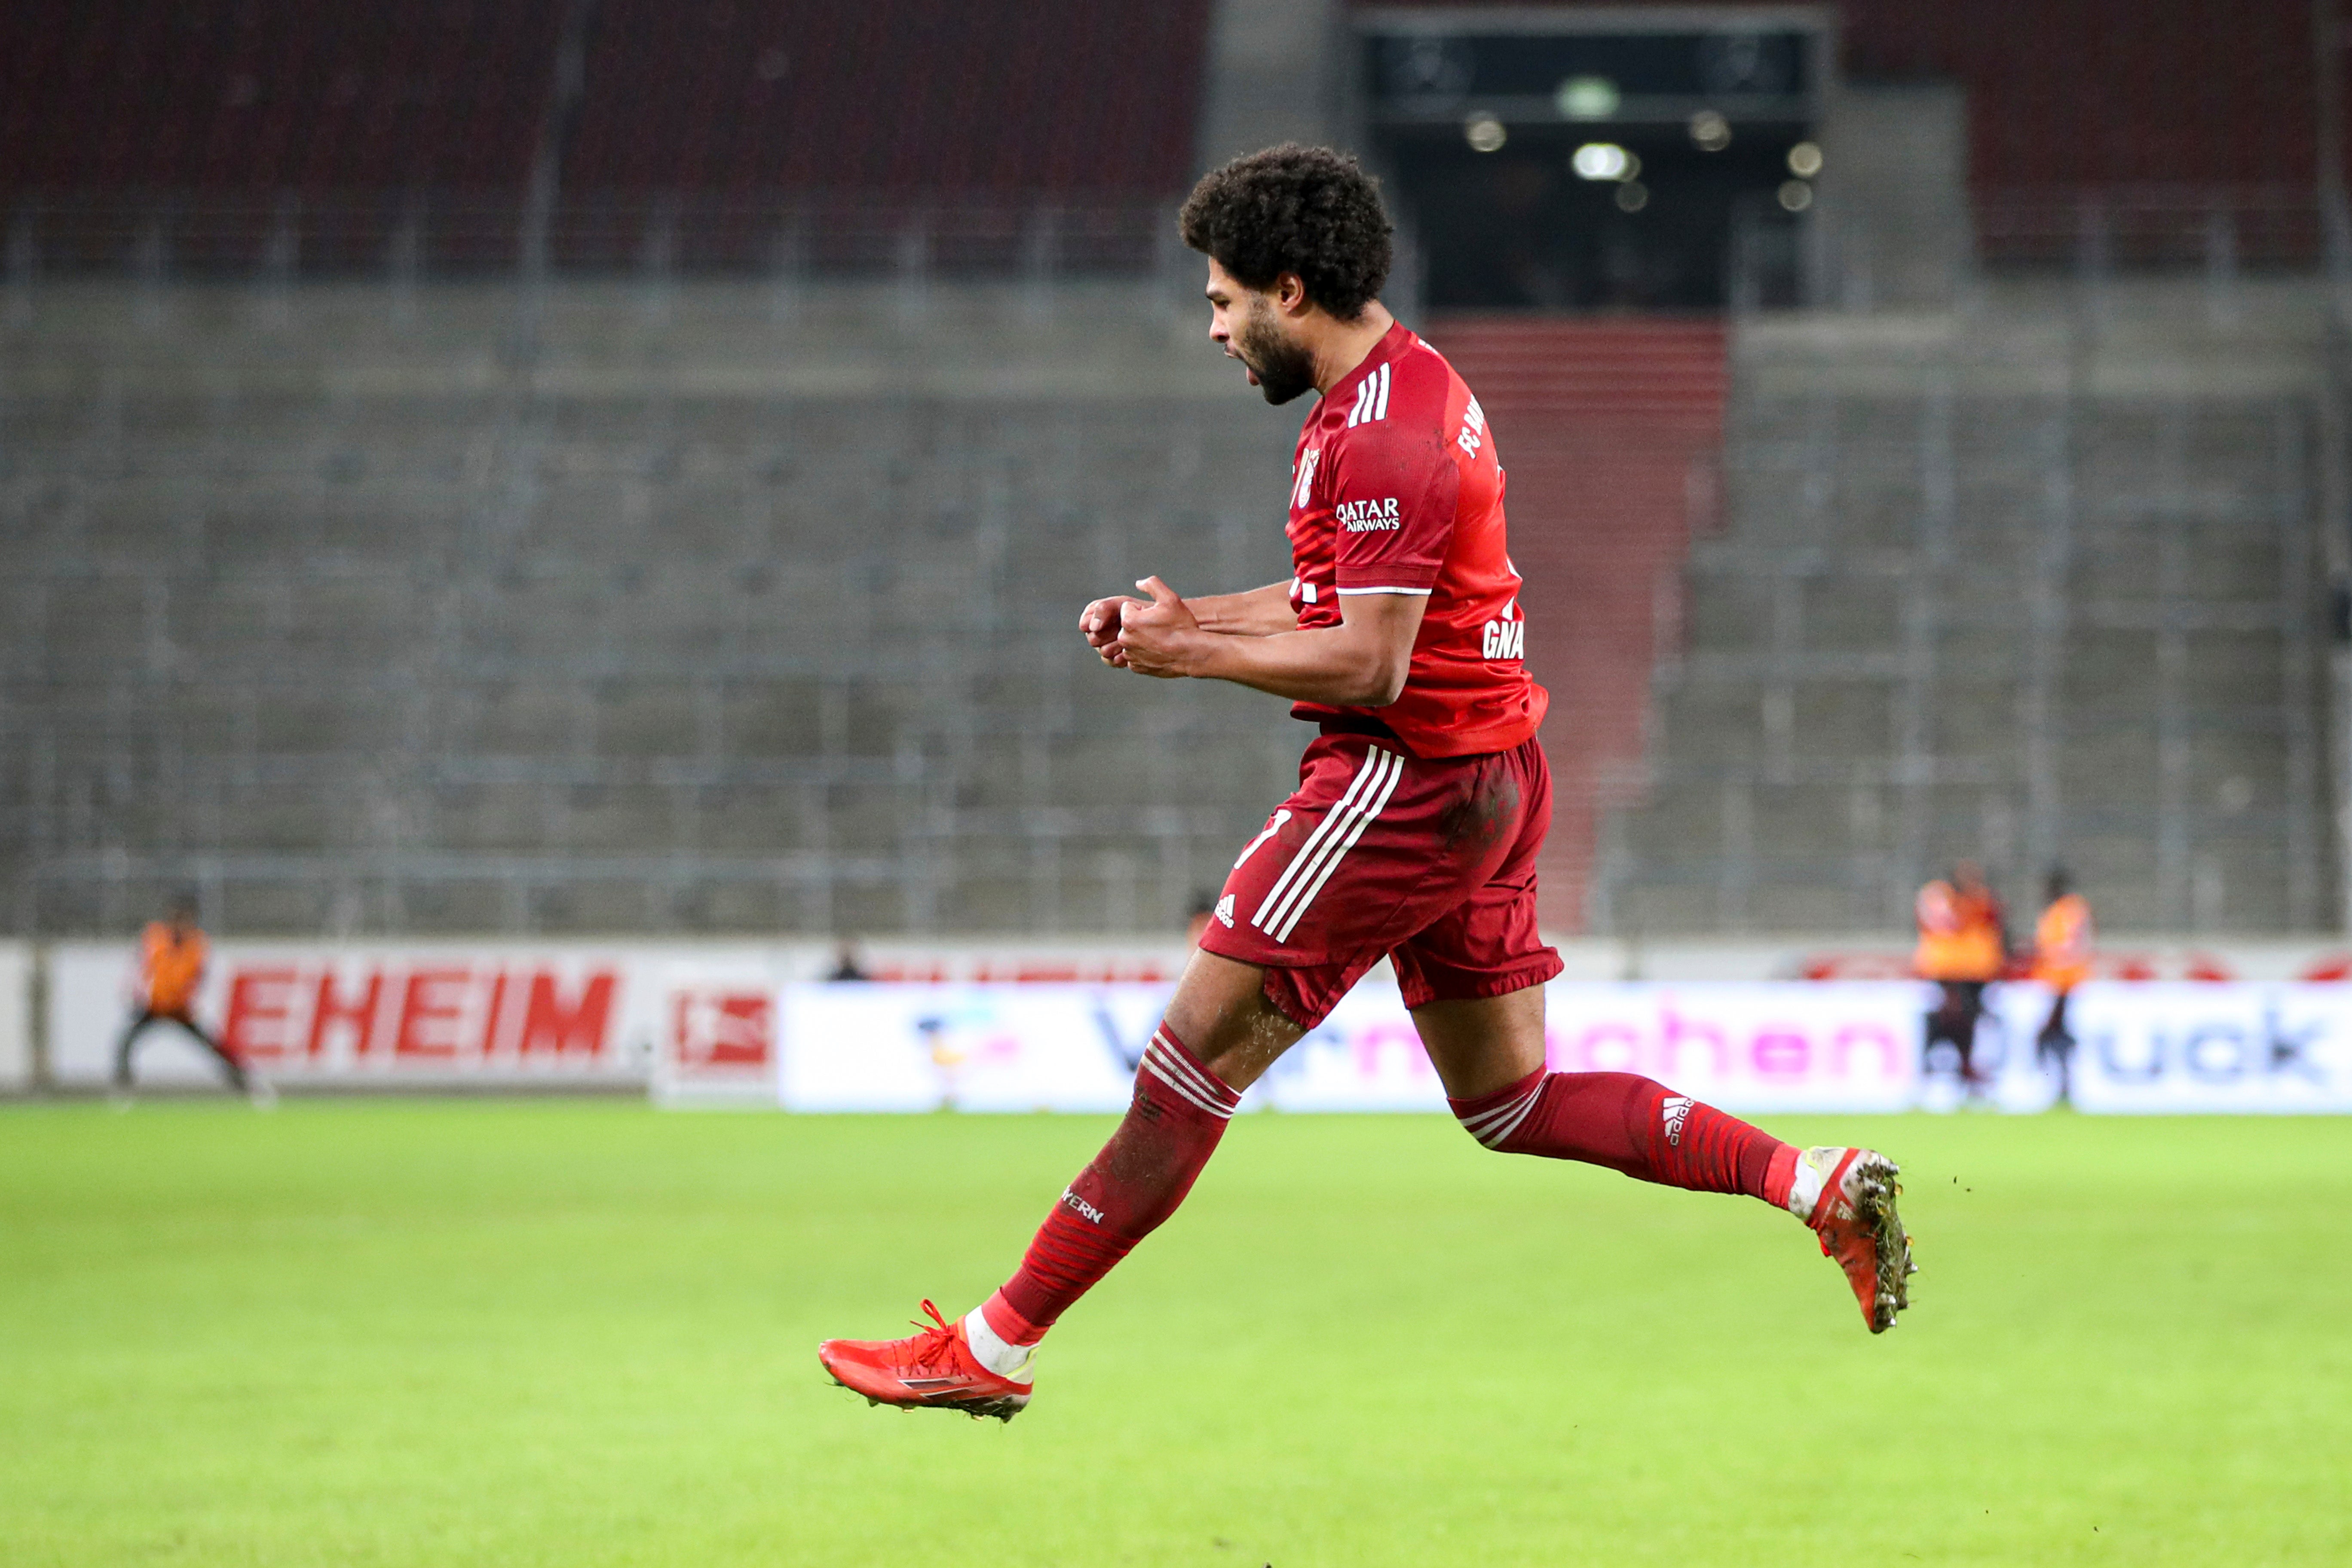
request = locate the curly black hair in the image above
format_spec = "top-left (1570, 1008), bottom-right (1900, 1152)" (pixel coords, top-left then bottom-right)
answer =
top-left (1178, 144), bottom-right (1393, 321)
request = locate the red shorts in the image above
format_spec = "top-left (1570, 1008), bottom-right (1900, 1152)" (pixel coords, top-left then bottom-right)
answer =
top-left (1195, 726), bottom-right (1563, 1030)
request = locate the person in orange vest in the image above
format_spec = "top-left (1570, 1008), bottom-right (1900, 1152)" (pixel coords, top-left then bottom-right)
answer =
top-left (1914, 861), bottom-right (2006, 1092)
top-left (114, 895), bottom-right (251, 1096)
top-left (2030, 867), bottom-right (2093, 1105)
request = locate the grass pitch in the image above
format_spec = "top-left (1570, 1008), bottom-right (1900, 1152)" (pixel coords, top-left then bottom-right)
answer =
top-left (2, 1103), bottom-right (2346, 1566)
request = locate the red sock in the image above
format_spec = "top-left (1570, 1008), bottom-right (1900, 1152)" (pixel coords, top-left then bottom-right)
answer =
top-left (980, 1024), bottom-right (1240, 1346)
top-left (1449, 1069), bottom-right (1799, 1210)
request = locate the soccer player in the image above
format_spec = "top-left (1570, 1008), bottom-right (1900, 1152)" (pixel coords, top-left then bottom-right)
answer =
top-left (2030, 867), bottom-right (2093, 1105)
top-left (819, 145), bottom-right (1913, 1421)
top-left (113, 894), bottom-right (255, 1097)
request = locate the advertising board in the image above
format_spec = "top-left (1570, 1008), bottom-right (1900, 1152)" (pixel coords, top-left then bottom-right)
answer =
top-left (1976, 982), bottom-right (2352, 1114)
top-left (777, 980), bottom-right (1923, 1114)
top-left (37, 940), bottom-right (2352, 1112)
top-left (44, 942), bottom-right (791, 1092)
top-left (0, 943), bottom-right (29, 1091)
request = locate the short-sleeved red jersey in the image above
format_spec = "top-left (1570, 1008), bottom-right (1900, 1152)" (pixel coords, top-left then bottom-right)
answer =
top-left (1283, 321), bottom-right (1548, 758)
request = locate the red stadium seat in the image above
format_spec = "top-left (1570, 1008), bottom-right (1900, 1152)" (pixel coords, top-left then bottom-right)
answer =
top-left (1426, 318), bottom-right (1729, 933)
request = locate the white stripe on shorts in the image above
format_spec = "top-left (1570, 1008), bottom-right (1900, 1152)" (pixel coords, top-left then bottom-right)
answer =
top-left (1270, 752), bottom-right (1405, 943)
top-left (1252, 748), bottom-right (1404, 945)
top-left (1250, 747), bottom-right (1389, 935)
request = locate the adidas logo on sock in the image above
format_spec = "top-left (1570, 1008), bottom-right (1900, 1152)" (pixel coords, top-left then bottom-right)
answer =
top-left (1661, 1094), bottom-right (1694, 1146)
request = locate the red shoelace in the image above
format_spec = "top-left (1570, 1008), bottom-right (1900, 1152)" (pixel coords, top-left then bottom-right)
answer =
top-left (900, 1299), bottom-right (963, 1373)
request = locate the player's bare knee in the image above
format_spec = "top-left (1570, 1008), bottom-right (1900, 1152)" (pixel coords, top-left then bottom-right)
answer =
top-left (1162, 952), bottom-right (1301, 1091)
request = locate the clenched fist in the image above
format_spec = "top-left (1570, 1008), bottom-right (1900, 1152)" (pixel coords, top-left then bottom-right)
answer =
top-left (1078, 592), bottom-right (1147, 668)
top-left (1113, 576), bottom-right (1201, 679)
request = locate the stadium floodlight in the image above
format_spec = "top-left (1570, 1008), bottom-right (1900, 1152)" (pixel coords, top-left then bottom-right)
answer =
top-left (1571, 142), bottom-right (1631, 181)
top-left (1778, 178), bottom-right (1813, 211)
top-left (1788, 141), bottom-right (1823, 178)
top-left (1464, 113), bottom-right (1507, 152)
top-left (1689, 109), bottom-right (1732, 150)
top-left (1556, 76), bottom-right (1619, 120)
top-left (1614, 181), bottom-right (1649, 212)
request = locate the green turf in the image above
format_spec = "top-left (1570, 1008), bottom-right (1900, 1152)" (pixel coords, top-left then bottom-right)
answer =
top-left (1, 1103), bottom-right (2346, 1567)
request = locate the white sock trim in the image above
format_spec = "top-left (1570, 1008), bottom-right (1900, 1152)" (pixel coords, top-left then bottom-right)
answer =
top-left (1786, 1148), bottom-right (1830, 1220)
top-left (962, 1306), bottom-right (1037, 1380)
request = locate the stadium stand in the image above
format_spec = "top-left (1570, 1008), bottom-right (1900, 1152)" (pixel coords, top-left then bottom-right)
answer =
top-left (1595, 278), bottom-right (2338, 935)
top-left (0, 278), bottom-right (1304, 937)
top-left (1427, 319), bottom-right (1728, 931)
top-left (561, 0), bottom-right (1212, 196)
top-left (1, 1), bottom-right (1215, 278)
top-left (4, 0), bottom-right (2344, 943)
top-left (0, 0), bottom-right (559, 194)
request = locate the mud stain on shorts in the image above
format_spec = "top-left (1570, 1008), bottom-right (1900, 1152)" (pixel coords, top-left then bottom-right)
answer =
top-left (1439, 763), bottom-right (1521, 854)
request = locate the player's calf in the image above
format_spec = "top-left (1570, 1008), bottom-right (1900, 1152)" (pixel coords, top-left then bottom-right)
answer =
top-left (1448, 1069), bottom-right (1915, 1332)
top-left (1446, 1067), bottom-right (1795, 1201)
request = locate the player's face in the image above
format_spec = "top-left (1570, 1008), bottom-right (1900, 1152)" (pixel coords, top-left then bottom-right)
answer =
top-left (1204, 260), bottom-right (1317, 406)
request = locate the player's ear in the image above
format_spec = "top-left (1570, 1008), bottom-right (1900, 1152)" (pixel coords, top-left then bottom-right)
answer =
top-left (1276, 273), bottom-right (1310, 315)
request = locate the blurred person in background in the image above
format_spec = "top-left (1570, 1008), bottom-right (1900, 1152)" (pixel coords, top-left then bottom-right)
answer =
top-left (827, 940), bottom-right (872, 982)
top-left (1184, 891), bottom-right (1219, 948)
top-left (1915, 861), bottom-right (2006, 1093)
top-left (114, 894), bottom-right (257, 1099)
top-left (2030, 867), bottom-right (2093, 1106)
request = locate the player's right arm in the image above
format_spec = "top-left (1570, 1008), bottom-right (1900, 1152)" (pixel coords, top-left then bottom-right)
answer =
top-left (1186, 582), bottom-right (1298, 635)
top-left (1081, 582), bottom-right (1295, 666)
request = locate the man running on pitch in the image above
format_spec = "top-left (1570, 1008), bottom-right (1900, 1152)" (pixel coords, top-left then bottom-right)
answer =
top-left (820, 145), bottom-right (1914, 1421)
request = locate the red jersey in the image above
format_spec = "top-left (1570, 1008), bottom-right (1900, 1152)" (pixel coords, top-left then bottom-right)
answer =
top-left (1284, 321), bottom-right (1548, 758)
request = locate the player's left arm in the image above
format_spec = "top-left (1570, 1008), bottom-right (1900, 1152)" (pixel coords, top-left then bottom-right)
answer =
top-left (1114, 575), bottom-right (1423, 706)
top-left (1118, 374), bottom-right (1453, 706)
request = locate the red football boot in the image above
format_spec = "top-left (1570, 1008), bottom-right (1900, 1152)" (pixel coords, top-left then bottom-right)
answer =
top-left (1793, 1146), bottom-right (1916, 1333)
top-left (818, 1301), bottom-right (1033, 1422)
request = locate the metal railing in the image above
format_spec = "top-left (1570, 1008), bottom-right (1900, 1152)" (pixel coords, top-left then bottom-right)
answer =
top-left (3, 193), bottom-right (1182, 281)
top-left (1730, 184), bottom-right (2352, 316)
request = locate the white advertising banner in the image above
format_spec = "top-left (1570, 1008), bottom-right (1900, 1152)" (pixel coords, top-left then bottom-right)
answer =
top-left (781, 984), bottom-right (1146, 1113)
top-left (1982, 982), bottom-right (2352, 1114)
top-left (774, 979), bottom-right (2349, 1115)
top-left (36, 940), bottom-right (2352, 1112)
top-left (1537, 983), bottom-right (1920, 1113)
top-left (0, 943), bottom-right (30, 1091)
top-left (777, 980), bottom-right (1923, 1115)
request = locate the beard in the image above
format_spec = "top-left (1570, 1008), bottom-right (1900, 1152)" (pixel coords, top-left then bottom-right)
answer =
top-left (1235, 299), bottom-right (1318, 405)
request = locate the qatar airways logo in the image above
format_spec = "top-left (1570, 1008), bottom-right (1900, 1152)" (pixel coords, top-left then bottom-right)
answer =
top-left (1336, 497), bottom-right (1401, 532)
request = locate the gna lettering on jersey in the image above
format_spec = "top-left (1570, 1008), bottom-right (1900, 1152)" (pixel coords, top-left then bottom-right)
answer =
top-left (219, 962), bottom-right (619, 1066)
top-left (1335, 496), bottom-right (1402, 532)
top-left (1481, 616), bottom-right (1526, 660)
